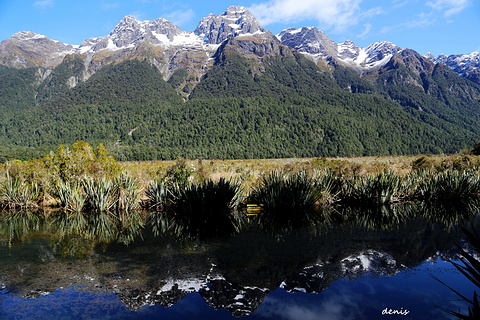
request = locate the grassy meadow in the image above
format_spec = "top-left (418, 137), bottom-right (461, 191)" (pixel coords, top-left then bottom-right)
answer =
top-left (120, 153), bottom-right (480, 189)
top-left (1, 140), bottom-right (480, 211)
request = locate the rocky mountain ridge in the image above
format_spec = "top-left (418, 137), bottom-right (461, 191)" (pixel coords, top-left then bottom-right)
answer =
top-left (425, 51), bottom-right (480, 84)
top-left (1, 5), bottom-right (478, 85)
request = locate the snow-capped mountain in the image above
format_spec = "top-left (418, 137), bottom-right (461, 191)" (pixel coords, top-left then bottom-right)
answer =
top-left (0, 5), bottom-right (478, 85)
top-left (277, 27), bottom-right (337, 57)
top-left (277, 26), bottom-right (402, 71)
top-left (194, 5), bottom-right (267, 45)
top-left (0, 31), bottom-right (76, 68)
top-left (0, 5), bottom-right (268, 66)
top-left (0, 6), bottom-right (278, 84)
top-left (77, 15), bottom-right (205, 54)
top-left (425, 51), bottom-right (480, 84)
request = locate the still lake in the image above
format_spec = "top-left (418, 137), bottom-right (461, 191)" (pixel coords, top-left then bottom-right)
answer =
top-left (0, 205), bottom-right (478, 320)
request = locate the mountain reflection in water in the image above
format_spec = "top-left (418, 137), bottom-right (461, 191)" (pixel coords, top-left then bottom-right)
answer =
top-left (0, 203), bottom-right (479, 319)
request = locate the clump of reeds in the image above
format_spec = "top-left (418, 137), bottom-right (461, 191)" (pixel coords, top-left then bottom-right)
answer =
top-left (167, 178), bottom-right (243, 238)
top-left (83, 177), bottom-right (116, 212)
top-left (313, 169), bottom-right (339, 206)
top-left (434, 226), bottom-right (480, 319)
top-left (113, 173), bottom-right (143, 213)
top-left (414, 169), bottom-right (480, 203)
top-left (52, 181), bottom-right (86, 212)
top-left (144, 179), bottom-right (170, 209)
top-left (0, 171), bottom-right (40, 209)
top-left (247, 170), bottom-right (322, 229)
top-left (338, 171), bottom-right (408, 205)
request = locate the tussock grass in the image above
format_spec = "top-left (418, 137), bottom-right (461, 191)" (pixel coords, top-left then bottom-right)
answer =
top-left (0, 172), bottom-right (40, 209)
top-left (338, 171), bottom-right (409, 205)
top-left (247, 170), bottom-right (322, 229)
top-left (3, 149), bottom-right (480, 236)
top-left (413, 169), bottom-right (480, 203)
top-left (144, 180), bottom-right (169, 209)
top-left (165, 178), bottom-right (243, 238)
top-left (83, 177), bottom-right (116, 213)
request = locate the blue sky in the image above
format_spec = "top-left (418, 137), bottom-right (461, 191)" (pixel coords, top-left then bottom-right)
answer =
top-left (0, 0), bottom-right (479, 56)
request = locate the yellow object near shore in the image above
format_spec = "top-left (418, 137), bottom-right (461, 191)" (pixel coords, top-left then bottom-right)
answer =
top-left (246, 204), bottom-right (264, 216)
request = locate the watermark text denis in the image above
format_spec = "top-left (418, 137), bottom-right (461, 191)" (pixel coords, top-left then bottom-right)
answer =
top-left (382, 307), bottom-right (410, 316)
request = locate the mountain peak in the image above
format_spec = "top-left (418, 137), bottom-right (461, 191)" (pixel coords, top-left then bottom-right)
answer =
top-left (224, 5), bottom-right (249, 15)
top-left (425, 51), bottom-right (480, 84)
top-left (276, 29), bottom-right (403, 70)
top-left (12, 31), bottom-right (48, 41)
top-left (277, 27), bottom-right (337, 56)
top-left (0, 31), bottom-right (75, 68)
top-left (195, 6), bottom-right (266, 44)
top-left (76, 15), bottom-right (188, 53)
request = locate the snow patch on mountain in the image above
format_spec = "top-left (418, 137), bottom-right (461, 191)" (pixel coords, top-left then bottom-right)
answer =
top-left (277, 27), bottom-right (402, 71)
top-left (194, 6), bottom-right (266, 45)
top-left (1, 5), bottom-right (478, 82)
top-left (425, 51), bottom-right (480, 83)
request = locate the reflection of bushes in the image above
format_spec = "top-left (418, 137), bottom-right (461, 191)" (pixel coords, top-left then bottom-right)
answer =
top-left (341, 203), bottom-right (413, 230)
top-left (418, 201), bottom-right (479, 227)
top-left (165, 178), bottom-right (243, 238)
top-left (247, 171), bottom-right (323, 229)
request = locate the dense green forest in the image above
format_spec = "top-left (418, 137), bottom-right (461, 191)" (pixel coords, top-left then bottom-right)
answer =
top-left (0, 52), bottom-right (479, 162)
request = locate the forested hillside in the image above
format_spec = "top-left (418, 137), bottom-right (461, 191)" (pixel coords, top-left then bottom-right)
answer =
top-left (0, 51), bottom-right (479, 162)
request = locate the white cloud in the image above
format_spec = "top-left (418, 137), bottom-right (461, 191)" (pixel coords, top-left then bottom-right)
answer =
top-left (359, 23), bottom-right (372, 38)
top-left (249, 0), bottom-right (368, 32)
top-left (164, 9), bottom-right (195, 27)
top-left (380, 11), bottom-right (435, 33)
top-left (101, 1), bottom-right (120, 11)
top-left (34, 0), bottom-right (54, 9)
top-left (426, 0), bottom-right (470, 16)
top-left (256, 290), bottom-right (361, 320)
top-left (129, 9), bottom-right (145, 21)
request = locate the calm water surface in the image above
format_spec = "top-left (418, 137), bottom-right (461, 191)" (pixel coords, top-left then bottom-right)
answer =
top-left (0, 207), bottom-right (478, 319)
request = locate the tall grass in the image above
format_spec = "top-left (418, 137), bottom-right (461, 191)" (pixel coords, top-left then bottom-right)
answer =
top-left (434, 226), bottom-right (480, 319)
top-left (338, 171), bottom-right (408, 205)
top-left (0, 172), bottom-right (40, 209)
top-left (248, 170), bottom-right (322, 229)
top-left (166, 178), bottom-right (243, 238)
top-left (113, 173), bottom-right (143, 213)
top-left (313, 169), bottom-right (339, 205)
top-left (83, 177), bottom-right (116, 212)
top-left (414, 170), bottom-right (480, 202)
top-left (53, 181), bottom-right (86, 212)
top-left (144, 180), bottom-right (170, 209)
